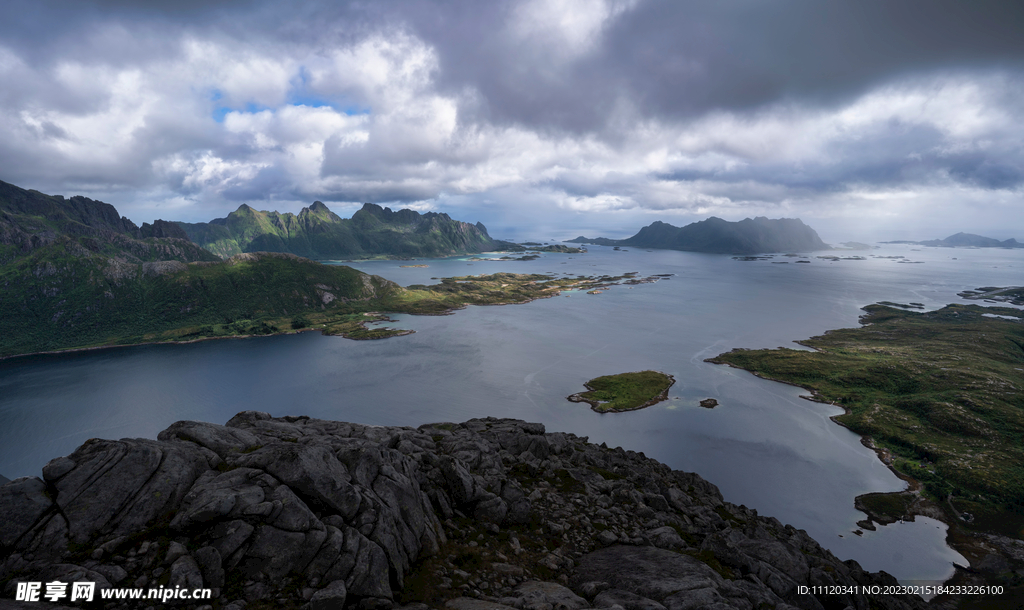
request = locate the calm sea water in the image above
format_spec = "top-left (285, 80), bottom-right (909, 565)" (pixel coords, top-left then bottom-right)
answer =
top-left (3, 243), bottom-right (1021, 584)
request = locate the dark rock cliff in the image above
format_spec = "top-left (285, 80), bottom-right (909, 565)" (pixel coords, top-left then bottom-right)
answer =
top-left (0, 179), bottom-right (215, 263)
top-left (0, 415), bottom-right (926, 610)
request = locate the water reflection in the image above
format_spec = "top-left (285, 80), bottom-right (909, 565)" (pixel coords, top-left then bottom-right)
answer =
top-left (3, 243), bottom-right (1012, 583)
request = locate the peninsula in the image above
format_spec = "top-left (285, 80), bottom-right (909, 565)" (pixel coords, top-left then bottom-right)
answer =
top-left (568, 371), bottom-right (675, 413)
top-left (0, 179), bottom-right (645, 359)
top-left (882, 232), bottom-right (1024, 248)
top-left (567, 216), bottom-right (829, 254)
top-left (1, 250), bottom-right (662, 358)
top-left (708, 302), bottom-right (1024, 564)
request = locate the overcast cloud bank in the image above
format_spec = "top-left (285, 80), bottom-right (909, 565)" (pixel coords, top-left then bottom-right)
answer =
top-left (1, 0), bottom-right (1022, 241)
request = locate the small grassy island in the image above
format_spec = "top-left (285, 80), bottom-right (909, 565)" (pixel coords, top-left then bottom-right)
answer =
top-left (708, 302), bottom-right (1024, 539)
top-left (568, 370), bottom-right (675, 413)
top-left (959, 285), bottom-right (1024, 306)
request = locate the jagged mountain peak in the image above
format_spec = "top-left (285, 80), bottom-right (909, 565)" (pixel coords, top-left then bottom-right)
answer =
top-left (178, 200), bottom-right (496, 260)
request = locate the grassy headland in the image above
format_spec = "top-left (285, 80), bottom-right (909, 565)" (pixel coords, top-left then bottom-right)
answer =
top-left (959, 286), bottom-right (1024, 306)
top-left (708, 302), bottom-right (1024, 537)
top-left (1, 258), bottom-right (658, 358)
top-left (568, 371), bottom-right (675, 413)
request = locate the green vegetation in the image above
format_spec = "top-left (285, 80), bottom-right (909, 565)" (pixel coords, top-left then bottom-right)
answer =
top-left (1, 256), bottom-right (650, 358)
top-left (528, 245), bottom-right (583, 253)
top-left (568, 216), bottom-right (829, 254)
top-left (959, 286), bottom-right (1024, 306)
top-left (708, 303), bottom-right (1024, 534)
top-left (0, 250), bottom-right (398, 357)
top-left (379, 272), bottom-right (623, 315)
top-left (568, 370), bottom-right (675, 413)
top-left (1, 179), bottom-right (650, 359)
top-left (177, 201), bottom-right (498, 260)
top-left (855, 491), bottom-right (915, 525)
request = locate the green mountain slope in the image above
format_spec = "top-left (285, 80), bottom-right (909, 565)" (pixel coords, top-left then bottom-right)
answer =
top-left (568, 216), bottom-right (830, 254)
top-left (0, 250), bottom-right (399, 357)
top-left (177, 202), bottom-right (498, 260)
top-left (0, 180), bottom-right (403, 357)
top-left (0, 179), bottom-right (217, 266)
top-left (0, 180), bottom-right (652, 358)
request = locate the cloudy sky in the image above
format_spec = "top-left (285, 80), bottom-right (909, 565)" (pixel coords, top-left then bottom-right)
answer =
top-left (1, 0), bottom-right (1022, 241)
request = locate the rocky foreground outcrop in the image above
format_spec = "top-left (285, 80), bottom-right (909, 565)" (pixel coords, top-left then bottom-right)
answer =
top-left (1, 414), bottom-right (927, 610)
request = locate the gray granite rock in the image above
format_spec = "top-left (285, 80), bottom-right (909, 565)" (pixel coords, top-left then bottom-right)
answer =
top-left (0, 477), bottom-right (53, 549)
top-left (158, 420), bottom-right (262, 457)
top-left (573, 546), bottom-right (723, 603)
top-left (310, 578), bottom-right (348, 610)
top-left (593, 589), bottom-right (666, 610)
top-left (0, 415), bottom-right (931, 610)
top-left (170, 554), bottom-right (204, 590)
top-left (234, 443), bottom-right (362, 519)
top-left (512, 580), bottom-right (589, 610)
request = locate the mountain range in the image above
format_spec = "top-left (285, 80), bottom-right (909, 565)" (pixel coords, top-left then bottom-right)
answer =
top-left (882, 232), bottom-right (1023, 248)
top-left (0, 180), bottom-right (401, 357)
top-left (567, 216), bottom-right (829, 254)
top-left (0, 179), bottom-right (216, 267)
top-left (0, 179), bottom-right (577, 358)
top-left (176, 201), bottom-right (498, 260)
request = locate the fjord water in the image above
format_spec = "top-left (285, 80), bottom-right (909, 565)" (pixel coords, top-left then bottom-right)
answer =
top-left (3, 244), bottom-right (1021, 584)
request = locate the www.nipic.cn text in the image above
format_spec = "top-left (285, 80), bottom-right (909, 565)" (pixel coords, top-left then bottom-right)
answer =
top-left (15, 581), bottom-right (214, 604)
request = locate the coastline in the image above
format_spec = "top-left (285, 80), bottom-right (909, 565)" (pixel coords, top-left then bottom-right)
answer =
top-left (567, 373), bottom-right (676, 413)
top-left (705, 356), bottom-right (1009, 593)
top-left (0, 316), bottom-right (411, 363)
top-left (0, 277), bottom-right (609, 362)
top-left (0, 327), bottom-right (326, 363)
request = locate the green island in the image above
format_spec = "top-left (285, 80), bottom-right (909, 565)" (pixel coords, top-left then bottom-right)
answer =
top-left (568, 371), bottom-right (675, 413)
top-left (959, 286), bottom-right (1024, 306)
top-left (707, 302), bottom-right (1024, 540)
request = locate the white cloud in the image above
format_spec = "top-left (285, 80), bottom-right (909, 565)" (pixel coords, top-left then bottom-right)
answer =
top-left (510, 0), bottom-right (638, 61)
top-left (0, 7), bottom-right (1020, 243)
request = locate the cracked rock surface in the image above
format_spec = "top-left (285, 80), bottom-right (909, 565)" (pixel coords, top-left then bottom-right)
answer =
top-left (1, 414), bottom-right (927, 610)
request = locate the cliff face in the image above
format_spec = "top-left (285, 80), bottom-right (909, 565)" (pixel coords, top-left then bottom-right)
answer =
top-left (0, 179), bottom-right (218, 266)
top-left (177, 202), bottom-right (498, 260)
top-left (1, 414), bottom-right (927, 610)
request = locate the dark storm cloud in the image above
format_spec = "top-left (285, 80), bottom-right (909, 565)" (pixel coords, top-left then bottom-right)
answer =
top-left (658, 118), bottom-right (1024, 198)
top-left (6, 0), bottom-right (1024, 127)
top-left (404, 0), bottom-right (1024, 132)
top-left (0, 0), bottom-right (1021, 234)
top-left (21, 0), bottom-right (1023, 130)
top-left (947, 156), bottom-right (1024, 190)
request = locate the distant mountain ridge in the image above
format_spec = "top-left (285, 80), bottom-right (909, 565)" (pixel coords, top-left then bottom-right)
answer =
top-left (0, 179), bottom-right (216, 266)
top-left (568, 216), bottom-right (829, 254)
top-left (882, 232), bottom-right (1023, 248)
top-left (0, 179), bottom-right (402, 357)
top-left (176, 202), bottom-right (498, 260)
